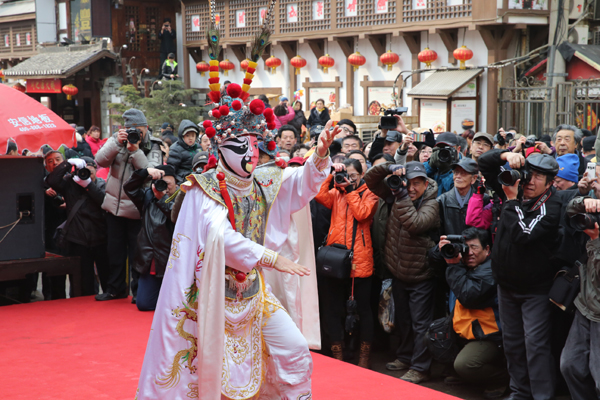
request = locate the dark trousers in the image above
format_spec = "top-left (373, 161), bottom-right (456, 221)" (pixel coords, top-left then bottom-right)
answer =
top-left (454, 341), bottom-right (508, 385)
top-left (68, 242), bottom-right (109, 296)
top-left (498, 285), bottom-right (555, 400)
top-left (321, 276), bottom-right (374, 344)
top-left (392, 278), bottom-right (435, 373)
top-left (105, 213), bottom-right (141, 296)
top-left (136, 273), bottom-right (163, 311)
top-left (560, 309), bottom-right (600, 400)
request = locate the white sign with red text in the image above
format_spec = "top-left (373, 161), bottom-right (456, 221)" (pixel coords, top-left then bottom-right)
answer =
top-left (313, 1), bottom-right (324, 19)
top-left (259, 7), bottom-right (268, 24)
top-left (345, 0), bottom-right (358, 16)
top-left (287, 4), bottom-right (298, 22)
top-left (236, 10), bottom-right (246, 28)
top-left (191, 15), bottom-right (200, 32)
top-left (375, 0), bottom-right (388, 13)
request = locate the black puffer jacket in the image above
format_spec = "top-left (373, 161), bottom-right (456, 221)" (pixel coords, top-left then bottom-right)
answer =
top-left (365, 162), bottom-right (440, 283)
top-left (167, 119), bottom-right (199, 183)
top-left (290, 109), bottom-right (307, 133)
top-left (123, 169), bottom-right (175, 277)
top-left (437, 187), bottom-right (475, 235)
top-left (46, 160), bottom-right (107, 247)
top-left (307, 107), bottom-right (330, 128)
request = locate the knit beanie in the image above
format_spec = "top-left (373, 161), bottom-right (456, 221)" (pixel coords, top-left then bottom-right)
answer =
top-left (123, 109), bottom-right (148, 128)
top-left (556, 153), bottom-right (579, 183)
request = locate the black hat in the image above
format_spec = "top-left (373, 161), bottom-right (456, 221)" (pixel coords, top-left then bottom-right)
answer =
top-left (581, 129), bottom-right (594, 137)
top-left (452, 158), bottom-right (478, 174)
top-left (154, 164), bottom-right (176, 178)
top-left (161, 122), bottom-right (174, 130)
top-left (436, 132), bottom-right (458, 147)
top-left (582, 136), bottom-right (596, 152)
top-left (405, 161), bottom-right (428, 180)
top-left (525, 153), bottom-right (559, 176)
top-left (81, 156), bottom-right (97, 168)
top-left (192, 151), bottom-right (209, 169)
top-left (384, 131), bottom-right (403, 143)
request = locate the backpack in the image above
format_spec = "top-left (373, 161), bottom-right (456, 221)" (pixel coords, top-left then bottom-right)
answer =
top-left (424, 314), bottom-right (460, 364)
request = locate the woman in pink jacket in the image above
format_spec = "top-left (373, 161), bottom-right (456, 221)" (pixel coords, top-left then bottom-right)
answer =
top-left (273, 104), bottom-right (295, 130)
top-left (84, 125), bottom-right (108, 156)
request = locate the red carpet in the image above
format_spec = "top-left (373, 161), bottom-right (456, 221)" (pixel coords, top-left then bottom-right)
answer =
top-left (0, 297), bottom-right (459, 399)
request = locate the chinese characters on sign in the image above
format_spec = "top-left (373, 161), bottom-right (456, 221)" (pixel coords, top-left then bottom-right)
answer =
top-left (287, 4), bottom-right (298, 22)
top-left (312, 1), bottom-right (324, 19)
top-left (509, 0), bottom-right (548, 9)
top-left (71, 0), bottom-right (92, 41)
top-left (191, 15), bottom-right (200, 32)
top-left (413, 0), bottom-right (427, 9)
top-left (236, 10), bottom-right (246, 28)
top-left (375, 0), bottom-right (388, 13)
top-left (15, 34), bottom-right (20, 47)
top-left (4, 34), bottom-right (8, 47)
top-left (259, 7), bottom-right (268, 24)
top-left (345, 0), bottom-right (358, 16)
top-left (26, 33), bottom-right (31, 45)
top-left (26, 79), bottom-right (63, 94)
top-left (7, 114), bottom-right (57, 132)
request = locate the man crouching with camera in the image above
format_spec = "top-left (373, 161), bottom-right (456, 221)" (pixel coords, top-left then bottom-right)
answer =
top-left (95, 108), bottom-right (163, 302)
top-left (478, 148), bottom-right (562, 400)
top-left (365, 161), bottom-right (439, 383)
top-left (124, 165), bottom-right (177, 311)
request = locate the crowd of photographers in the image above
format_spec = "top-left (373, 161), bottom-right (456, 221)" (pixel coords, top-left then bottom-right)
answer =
top-left (7, 102), bottom-right (600, 399)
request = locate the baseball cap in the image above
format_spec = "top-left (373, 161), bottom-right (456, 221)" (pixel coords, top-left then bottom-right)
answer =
top-left (384, 131), bottom-right (403, 143)
top-left (556, 154), bottom-right (580, 183)
top-left (405, 161), bottom-right (428, 180)
top-left (192, 151), bottom-right (209, 169)
top-left (472, 132), bottom-right (494, 147)
top-left (288, 156), bottom-right (305, 166)
top-left (436, 132), bottom-right (459, 147)
top-left (452, 158), bottom-right (479, 174)
top-left (582, 136), bottom-right (595, 152)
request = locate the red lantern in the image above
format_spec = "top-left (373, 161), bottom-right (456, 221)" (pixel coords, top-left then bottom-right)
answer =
top-left (62, 84), bottom-right (78, 100)
top-left (13, 82), bottom-right (26, 93)
top-left (318, 54), bottom-right (335, 73)
top-left (380, 50), bottom-right (400, 71)
top-left (219, 59), bottom-right (235, 76)
top-left (348, 52), bottom-right (366, 72)
top-left (453, 45), bottom-right (473, 70)
top-left (265, 56), bottom-right (282, 74)
top-left (417, 48), bottom-right (438, 68)
top-left (290, 55), bottom-right (307, 75)
top-left (241, 59), bottom-right (250, 71)
top-left (196, 61), bottom-right (209, 76)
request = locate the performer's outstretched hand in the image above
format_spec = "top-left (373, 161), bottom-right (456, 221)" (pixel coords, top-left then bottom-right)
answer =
top-left (316, 120), bottom-right (340, 158)
top-left (274, 255), bottom-right (311, 276)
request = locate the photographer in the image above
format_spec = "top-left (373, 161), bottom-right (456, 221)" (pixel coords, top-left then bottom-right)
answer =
top-left (95, 108), bottom-right (163, 302)
top-left (561, 197), bottom-right (600, 400)
top-left (123, 166), bottom-right (177, 311)
top-left (364, 161), bottom-right (439, 384)
top-left (315, 158), bottom-right (379, 367)
top-left (440, 228), bottom-right (507, 398)
top-left (158, 18), bottom-right (176, 78)
top-left (489, 152), bottom-right (562, 400)
top-left (46, 157), bottom-right (109, 296)
top-left (425, 132), bottom-right (463, 196)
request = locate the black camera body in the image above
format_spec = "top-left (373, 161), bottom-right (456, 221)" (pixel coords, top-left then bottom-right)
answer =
top-left (437, 146), bottom-right (458, 164)
top-left (125, 128), bottom-right (142, 144)
top-left (384, 174), bottom-right (407, 191)
top-left (334, 171), bottom-right (349, 185)
top-left (523, 138), bottom-right (536, 148)
top-left (379, 106), bottom-right (409, 130)
top-left (570, 213), bottom-right (600, 231)
top-left (441, 235), bottom-right (469, 259)
top-left (498, 168), bottom-right (530, 186)
top-left (154, 179), bottom-right (168, 192)
top-left (75, 167), bottom-right (91, 180)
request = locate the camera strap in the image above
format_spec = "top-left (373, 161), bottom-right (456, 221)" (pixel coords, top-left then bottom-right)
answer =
top-left (529, 187), bottom-right (552, 212)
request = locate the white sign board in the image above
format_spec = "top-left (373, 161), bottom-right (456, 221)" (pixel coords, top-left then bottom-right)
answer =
top-left (313, 1), bottom-right (325, 19)
top-left (450, 100), bottom-right (477, 133)
top-left (236, 10), bottom-right (246, 28)
top-left (368, 87), bottom-right (395, 115)
top-left (258, 7), bottom-right (268, 24)
top-left (447, 0), bottom-right (463, 5)
top-left (420, 100), bottom-right (448, 132)
top-left (413, 0), bottom-right (427, 10)
top-left (191, 15), bottom-right (200, 32)
top-left (454, 79), bottom-right (477, 98)
top-left (287, 4), bottom-right (299, 22)
top-left (375, 0), bottom-right (388, 13)
top-left (345, 0), bottom-right (358, 16)
top-left (509, 0), bottom-right (548, 10)
top-left (309, 88), bottom-right (337, 108)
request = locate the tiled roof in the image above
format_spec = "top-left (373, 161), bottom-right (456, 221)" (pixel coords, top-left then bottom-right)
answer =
top-left (4, 43), bottom-right (116, 79)
top-left (407, 68), bottom-right (484, 98)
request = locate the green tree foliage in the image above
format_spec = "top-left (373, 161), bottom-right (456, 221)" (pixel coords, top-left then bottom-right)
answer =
top-left (108, 80), bottom-right (203, 136)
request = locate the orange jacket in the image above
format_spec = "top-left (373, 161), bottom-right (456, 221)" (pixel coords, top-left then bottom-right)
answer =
top-left (315, 175), bottom-right (379, 278)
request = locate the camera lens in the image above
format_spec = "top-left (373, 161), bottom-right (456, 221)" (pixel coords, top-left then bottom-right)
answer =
top-left (76, 168), bottom-right (91, 180)
top-left (441, 243), bottom-right (459, 259)
top-left (127, 128), bottom-right (141, 144)
top-left (384, 175), bottom-right (407, 191)
top-left (498, 170), bottom-right (521, 186)
top-left (570, 213), bottom-right (599, 231)
top-left (334, 172), bottom-right (349, 184)
top-left (154, 179), bottom-right (168, 192)
top-left (438, 148), bottom-right (452, 164)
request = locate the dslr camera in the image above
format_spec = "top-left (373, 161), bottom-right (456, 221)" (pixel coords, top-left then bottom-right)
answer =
top-left (334, 170), bottom-right (349, 185)
top-left (440, 235), bottom-right (469, 259)
top-left (125, 128), bottom-right (142, 145)
top-left (498, 167), bottom-right (530, 186)
top-left (154, 178), bottom-right (168, 192)
top-left (437, 146), bottom-right (458, 164)
top-left (379, 107), bottom-right (409, 130)
top-left (384, 174), bottom-right (407, 191)
top-left (569, 213), bottom-right (600, 231)
top-left (75, 167), bottom-right (91, 180)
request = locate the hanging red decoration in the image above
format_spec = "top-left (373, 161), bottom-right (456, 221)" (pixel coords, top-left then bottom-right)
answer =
top-left (219, 59), bottom-right (235, 76)
top-left (13, 82), bottom-right (26, 93)
top-left (241, 59), bottom-right (250, 71)
top-left (290, 55), bottom-right (307, 75)
top-left (196, 61), bottom-right (210, 76)
top-left (62, 84), bottom-right (78, 100)
top-left (318, 54), bottom-right (335, 73)
top-left (0, 69), bottom-right (4, 82)
top-left (417, 48), bottom-right (438, 68)
top-left (265, 56), bottom-right (282, 74)
top-left (380, 50), bottom-right (400, 71)
top-left (453, 45), bottom-right (473, 70)
top-left (348, 52), bottom-right (366, 72)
